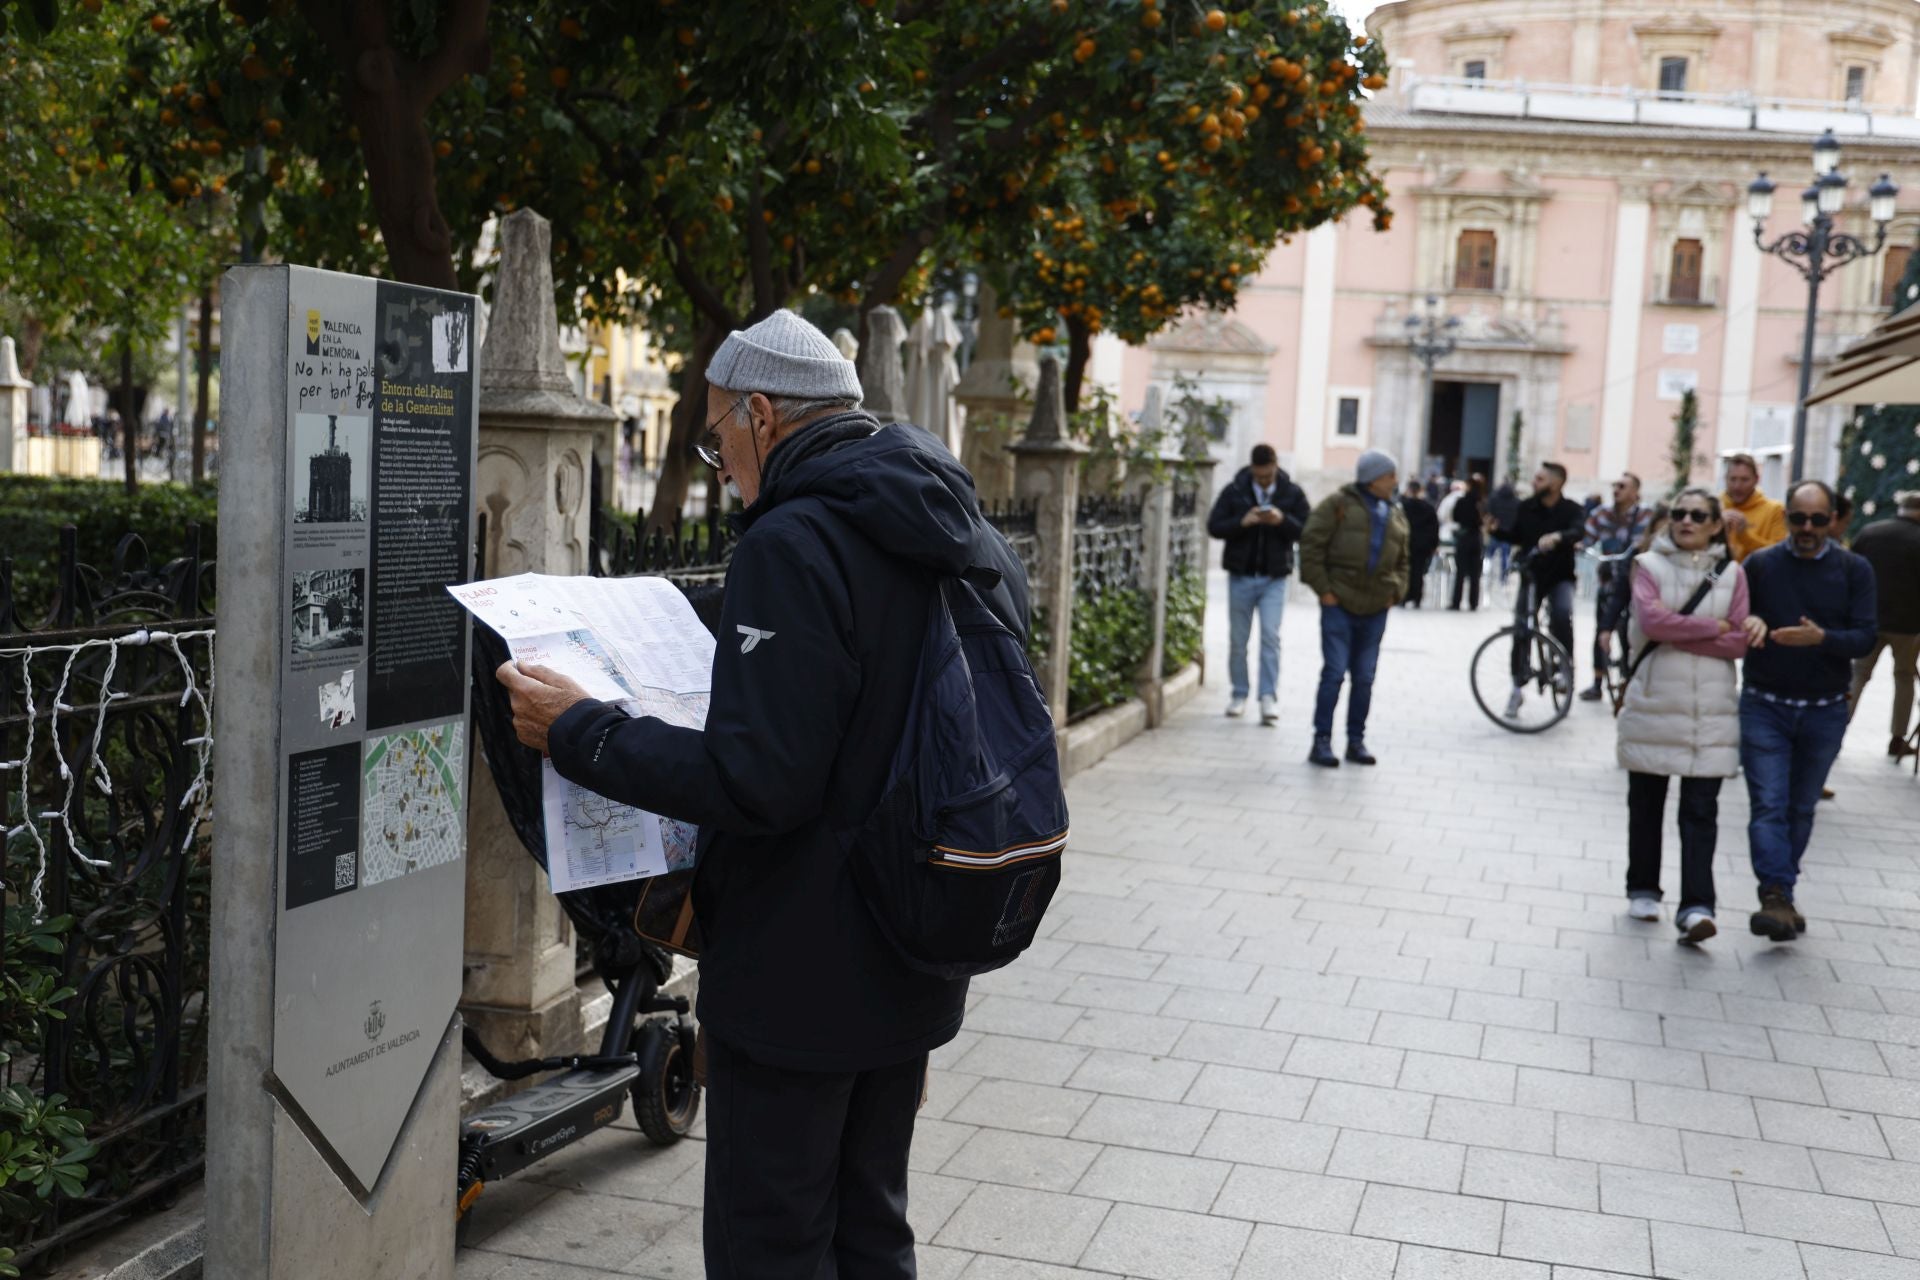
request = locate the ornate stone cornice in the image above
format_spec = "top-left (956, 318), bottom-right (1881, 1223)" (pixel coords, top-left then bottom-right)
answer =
top-left (1631, 15), bottom-right (1723, 39)
top-left (1148, 310), bottom-right (1275, 357)
top-left (1829, 21), bottom-right (1896, 51)
top-left (1440, 20), bottom-right (1515, 45)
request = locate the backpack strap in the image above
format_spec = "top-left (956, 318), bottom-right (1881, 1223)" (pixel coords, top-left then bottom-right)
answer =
top-left (1611, 554), bottom-right (1731, 716)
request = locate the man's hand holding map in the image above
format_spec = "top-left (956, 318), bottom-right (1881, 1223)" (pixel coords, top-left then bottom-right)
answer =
top-left (448, 573), bottom-right (715, 893)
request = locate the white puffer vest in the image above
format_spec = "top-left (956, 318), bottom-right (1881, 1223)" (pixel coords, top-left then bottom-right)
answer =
top-left (1615, 537), bottom-right (1743, 778)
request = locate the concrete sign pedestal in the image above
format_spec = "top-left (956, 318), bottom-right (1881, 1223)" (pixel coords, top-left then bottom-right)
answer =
top-left (209, 265), bottom-right (478, 1279)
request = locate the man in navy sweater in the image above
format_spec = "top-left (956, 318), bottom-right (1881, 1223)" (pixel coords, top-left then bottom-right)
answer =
top-left (1741, 479), bottom-right (1878, 941)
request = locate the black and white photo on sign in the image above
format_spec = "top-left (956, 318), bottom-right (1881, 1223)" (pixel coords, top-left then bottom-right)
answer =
top-left (291, 568), bottom-right (365, 654)
top-left (293, 412), bottom-right (369, 523)
top-left (431, 310), bottom-right (470, 373)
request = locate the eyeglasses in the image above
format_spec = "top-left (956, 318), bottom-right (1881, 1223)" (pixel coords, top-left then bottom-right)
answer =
top-left (695, 396), bottom-right (747, 470)
top-left (1786, 511), bottom-right (1833, 528)
top-left (1672, 508), bottom-right (1715, 524)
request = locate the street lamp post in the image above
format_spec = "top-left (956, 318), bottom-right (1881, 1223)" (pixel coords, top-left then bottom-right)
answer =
top-left (1748, 130), bottom-right (1899, 482)
top-left (1405, 294), bottom-right (1461, 475)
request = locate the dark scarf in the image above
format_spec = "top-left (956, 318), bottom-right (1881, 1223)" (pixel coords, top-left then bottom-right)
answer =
top-left (755, 409), bottom-right (880, 498)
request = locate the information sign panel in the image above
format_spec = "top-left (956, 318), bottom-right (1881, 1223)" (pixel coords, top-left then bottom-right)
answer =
top-left (270, 266), bottom-right (476, 1191)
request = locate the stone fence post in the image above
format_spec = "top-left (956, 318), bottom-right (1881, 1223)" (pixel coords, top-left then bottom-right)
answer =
top-left (955, 283), bottom-right (1034, 505)
top-left (463, 209), bottom-right (617, 1061)
top-left (0, 337), bottom-right (28, 473)
top-left (1133, 474), bottom-right (1174, 726)
top-left (1007, 357), bottom-right (1085, 743)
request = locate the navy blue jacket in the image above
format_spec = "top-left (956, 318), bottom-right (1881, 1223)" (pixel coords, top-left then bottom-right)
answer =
top-left (548, 414), bottom-right (1028, 1070)
top-left (1741, 540), bottom-right (1878, 698)
top-left (1207, 466), bottom-right (1313, 577)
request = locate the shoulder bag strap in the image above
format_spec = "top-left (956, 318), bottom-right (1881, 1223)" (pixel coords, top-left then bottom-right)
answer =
top-left (1611, 555), bottom-right (1731, 716)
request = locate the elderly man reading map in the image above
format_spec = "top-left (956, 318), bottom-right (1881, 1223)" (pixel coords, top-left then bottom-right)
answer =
top-left (497, 310), bottom-right (1030, 1280)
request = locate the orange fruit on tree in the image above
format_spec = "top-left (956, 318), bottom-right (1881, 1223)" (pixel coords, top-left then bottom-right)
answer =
top-left (1033, 327), bottom-right (1056, 344)
top-left (1362, 73), bottom-right (1386, 89)
top-left (559, 16), bottom-right (583, 38)
top-left (804, 158), bottom-right (822, 175)
top-left (150, 14), bottom-right (170, 32)
top-left (433, 138), bottom-right (452, 157)
top-left (263, 118), bottom-right (283, 137)
top-left (550, 66), bottom-right (570, 88)
top-left (1204, 9), bottom-right (1225, 31)
top-left (1074, 38), bottom-right (1095, 61)
top-left (1142, 9), bottom-right (1162, 28)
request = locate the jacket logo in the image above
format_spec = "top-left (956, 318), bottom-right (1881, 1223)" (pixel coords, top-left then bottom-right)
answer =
top-left (737, 625), bottom-right (776, 654)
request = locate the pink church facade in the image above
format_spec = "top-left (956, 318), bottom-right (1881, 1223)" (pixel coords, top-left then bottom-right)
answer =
top-left (1120, 0), bottom-right (1920, 502)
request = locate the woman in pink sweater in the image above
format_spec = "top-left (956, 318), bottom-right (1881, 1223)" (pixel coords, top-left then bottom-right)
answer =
top-left (1616, 490), bottom-right (1769, 943)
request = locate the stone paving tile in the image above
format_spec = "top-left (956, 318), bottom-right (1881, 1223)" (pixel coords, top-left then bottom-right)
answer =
top-left (1236, 1223), bottom-right (1398, 1279)
top-left (1735, 1181), bottom-right (1892, 1252)
top-left (1079, 1203), bottom-right (1253, 1280)
top-left (932, 1184), bottom-right (1111, 1266)
top-left (1324, 1130), bottom-right (1465, 1193)
top-left (1195, 1111), bottom-right (1340, 1173)
top-left (1502, 1204), bottom-right (1652, 1273)
top-left (1071, 1146), bottom-right (1232, 1213)
top-left (1303, 1080), bottom-right (1436, 1137)
top-left (946, 1080), bottom-right (1097, 1137)
top-left (1596, 1165), bottom-right (1741, 1230)
top-left (1182, 1062), bottom-right (1316, 1119)
top-left (1463, 1147), bottom-right (1600, 1211)
top-left (1351, 1184), bottom-right (1504, 1254)
top-left (1211, 1164), bottom-right (1366, 1232)
top-left (1069, 1093), bottom-right (1217, 1155)
top-left (1648, 1221), bottom-right (1805, 1280)
top-left (1394, 1245), bottom-right (1551, 1279)
top-left (1752, 1097), bottom-right (1890, 1155)
top-left (938, 1129), bottom-right (1104, 1193)
top-left (1800, 1243), bottom-right (1920, 1279)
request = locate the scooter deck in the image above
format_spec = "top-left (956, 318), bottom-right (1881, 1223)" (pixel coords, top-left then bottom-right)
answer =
top-left (461, 1065), bottom-right (639, 1184)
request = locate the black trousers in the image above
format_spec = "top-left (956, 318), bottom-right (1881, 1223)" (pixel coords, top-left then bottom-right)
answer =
top-left (1626, 771), bottom-right (1721, 913)
top-left (1406, 551), bottom-right (1435, 606)
top-left (703, 1034), bottom-right (925, 1280)
top-left (1452, 534), bottom-right (1483, 610)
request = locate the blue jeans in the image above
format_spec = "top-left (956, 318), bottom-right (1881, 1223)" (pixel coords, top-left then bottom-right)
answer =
top-left (1740, 692), bottom-right (1848, 896)
top-left (1228, 574), bottom-right (1288, 700)
top-left (1314, 605), bottom-right (1389, 742)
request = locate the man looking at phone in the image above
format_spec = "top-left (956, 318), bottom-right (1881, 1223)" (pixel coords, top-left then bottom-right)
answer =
top-left (1207, 443), bottom-right (1312, 724)
top-left (1740, 479), bottom-right (1877, 941)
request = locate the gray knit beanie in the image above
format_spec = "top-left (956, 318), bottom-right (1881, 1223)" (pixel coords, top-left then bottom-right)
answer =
top-left (1356, 448), bottom-right (1399, 486)
top-left (707, 310), bottom-right (863, 402)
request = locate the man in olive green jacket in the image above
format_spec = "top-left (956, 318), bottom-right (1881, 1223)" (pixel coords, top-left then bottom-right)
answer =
top-left (1299, 449), bottom-right (1410, 768)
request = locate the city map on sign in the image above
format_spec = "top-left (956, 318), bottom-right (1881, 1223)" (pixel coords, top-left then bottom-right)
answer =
top-left (360, 722), bottom-right (467, 886)
top-left (446, 573), bottom-right (715, 893)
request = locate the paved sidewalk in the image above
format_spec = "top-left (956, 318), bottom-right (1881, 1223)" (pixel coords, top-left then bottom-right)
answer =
top-left (457, 571), bottom-right (1920, 1280)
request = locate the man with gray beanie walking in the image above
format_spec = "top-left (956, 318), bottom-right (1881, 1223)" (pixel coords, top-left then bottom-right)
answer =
top-left (1299, 449), bottom-right (1410, 767)
top-left (494, 308), bottom-right (1030, 1279)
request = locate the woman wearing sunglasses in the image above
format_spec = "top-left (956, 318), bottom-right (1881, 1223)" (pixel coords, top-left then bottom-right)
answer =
top-left (1615, 488), bottom-right (1767, 943)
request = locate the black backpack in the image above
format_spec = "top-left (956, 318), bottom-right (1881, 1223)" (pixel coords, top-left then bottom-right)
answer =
top-left (843, 570), bottom-right (1069, 979)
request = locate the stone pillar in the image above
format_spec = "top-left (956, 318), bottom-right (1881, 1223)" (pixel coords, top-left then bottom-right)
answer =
top-left (858, 305), bottom-right (908, 424)
top-left (1135, 477), bottom-right (1174, 727)
top-left (0, 337), bottom-right (28, 473)
top-left (463, 209), bottom-right (617, 1061)
top-left (955, 284), bottom-right (1037, 504)
top-left (1008, 357), bottom-right (1087, 739)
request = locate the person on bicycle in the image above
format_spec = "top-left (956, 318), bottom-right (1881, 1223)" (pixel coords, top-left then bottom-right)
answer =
top-left (1581, 472), bottom-right (1653, 701)
top-left (1616, 489), bottom-right (1763, 943)
top-left (1495, 462), bottom-right (1586, 718)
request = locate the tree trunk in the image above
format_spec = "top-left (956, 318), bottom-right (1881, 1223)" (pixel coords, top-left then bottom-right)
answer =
top-left (644, 321), bottom-right (724, 536)
top-left (119, 340), bottom-right (137, 496)
top-left (17, 316), bottom-right (44, 379)
top-left (1063, 315), bottom-right (1092, 417)
top-left (298, 0), bottom-right (489, 289)
top-left (192, 285), bottom-right (213, 484)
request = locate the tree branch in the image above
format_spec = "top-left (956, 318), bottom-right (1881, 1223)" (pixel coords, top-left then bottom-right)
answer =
top-left (421, 0), bottom-right (492, 102)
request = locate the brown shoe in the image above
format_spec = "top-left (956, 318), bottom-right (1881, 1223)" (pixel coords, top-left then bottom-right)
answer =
top-left (1892, 736), bottom-right (1918, 760)
top-left (1750, 889), bottom-right (1798, 943)
top-left (1792, 906), bottom-right (1807, 934)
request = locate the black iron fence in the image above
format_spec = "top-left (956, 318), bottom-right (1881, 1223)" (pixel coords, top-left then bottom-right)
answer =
top-left (1066, 496), bottom-right (1151, 720)
top-left (0, 527), bottom-right (214, 1270)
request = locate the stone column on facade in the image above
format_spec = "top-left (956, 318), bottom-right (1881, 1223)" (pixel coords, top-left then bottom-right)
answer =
top-left (955, 283), bottom-right (1037, 504)
top-left (859, 305), bottom-right (908, 424)
top-left (0, 337), bottom-right (29, 473)
top-left (1007, 357), bottom-right (1086, 737)
top-left (464, 209), bottom-right (617, 1061)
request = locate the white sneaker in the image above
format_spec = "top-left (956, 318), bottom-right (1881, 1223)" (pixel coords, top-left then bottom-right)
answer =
top-left (1627, 894), bottom-right (1662, 921)
top-left (1676, 908), bottom-right (1717, 944)
top-left (1258, 697), bottom-right (1278, 725)
top-left (1504, 688), bottom-right (1525, 719)
top-left (1226, 698), bottom-right (1247, 718)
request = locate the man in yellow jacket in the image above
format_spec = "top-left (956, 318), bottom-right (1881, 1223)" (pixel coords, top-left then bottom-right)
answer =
top-left (1722, 453), bottom-right (1787, 561)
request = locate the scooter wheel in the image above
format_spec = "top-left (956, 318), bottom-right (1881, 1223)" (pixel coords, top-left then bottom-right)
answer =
top-left (633, 1018), bottom-right (700, 1145)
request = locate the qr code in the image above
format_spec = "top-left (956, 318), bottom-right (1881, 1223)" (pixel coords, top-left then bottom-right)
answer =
top-left (334, 851), bottom-right (357, 891)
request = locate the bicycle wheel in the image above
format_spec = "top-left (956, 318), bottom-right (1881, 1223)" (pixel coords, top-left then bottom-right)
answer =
top-left (1470, 626), bottom-right (1575, 733)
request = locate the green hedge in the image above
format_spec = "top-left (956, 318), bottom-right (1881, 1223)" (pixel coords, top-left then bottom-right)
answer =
top-left (0, 478), bottom-right (217, 620)
top-left (1162, 567), bottom-right (1205, 677)
top-left (1067, 585), bottom-right (1152, 719)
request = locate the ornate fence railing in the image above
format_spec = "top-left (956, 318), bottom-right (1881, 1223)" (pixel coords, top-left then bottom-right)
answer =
top-left (983, 499), bottom-right (1042, 596)
top-left (0, 526), bottom-right (214, 1270)
top-left (1066, 496), bottom-right (1151, 720)
top-left (1163, 486), bottom-right (1207, 676)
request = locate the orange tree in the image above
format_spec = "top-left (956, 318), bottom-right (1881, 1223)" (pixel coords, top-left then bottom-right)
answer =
top-left (982, 1), bottom-right (1388, 412)
top-left (1, 1), bottom-right (227, 491)
top-left (94, 0), bottom-right (1385, 521)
